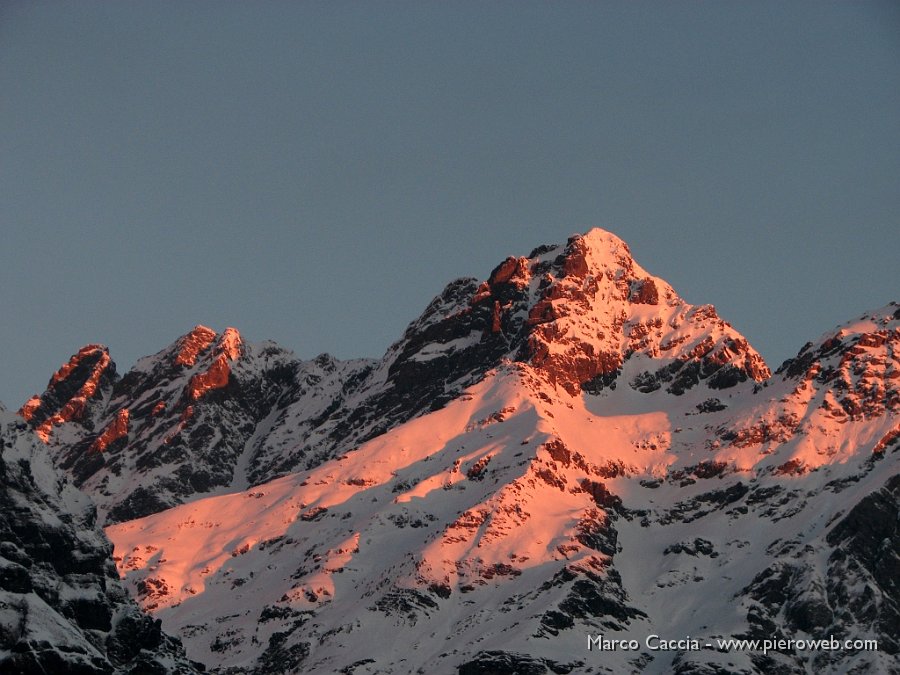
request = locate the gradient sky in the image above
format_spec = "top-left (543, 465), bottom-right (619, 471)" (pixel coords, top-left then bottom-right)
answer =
top-left (1, 1), bottom-right (898, 407)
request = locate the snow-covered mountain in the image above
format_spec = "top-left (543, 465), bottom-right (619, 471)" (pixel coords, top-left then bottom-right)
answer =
top-left (12, 229), bottom-right (900, 674)
top-left (19, 230), bottom-right (768, 524)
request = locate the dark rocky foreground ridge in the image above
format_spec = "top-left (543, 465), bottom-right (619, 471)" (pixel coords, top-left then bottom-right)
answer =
top-left (0, 409), bottom-right (203, 674)
top-left (6, 229), bottom-right (900, 674)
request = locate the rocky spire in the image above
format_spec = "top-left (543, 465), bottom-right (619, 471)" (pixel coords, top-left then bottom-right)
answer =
top-left (18, 344), bottom-right (116, 442)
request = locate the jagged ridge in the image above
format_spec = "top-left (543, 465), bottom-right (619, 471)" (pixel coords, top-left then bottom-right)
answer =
top-left (21, 229), bottom-right (772, 524)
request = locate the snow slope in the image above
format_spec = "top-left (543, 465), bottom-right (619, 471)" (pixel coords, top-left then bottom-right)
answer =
top-left (107, 300), bottom-right (899, 674)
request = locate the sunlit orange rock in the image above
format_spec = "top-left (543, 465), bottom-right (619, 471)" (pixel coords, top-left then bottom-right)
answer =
top-left (491, 301), bottom-right (503, 333)
top-left (217, 327), bottom-right (242, 361)
top-left (471, 281), bottom-right (492, 305)
top-left (187, 355), bottom-right (231, 401)
top-left (181, 328), bottom-right (242, 402)
top-left (488, 256), bottom-right (531, 287)
top-left (89, 409), bottom-right (130, 453)
top-left (562, 237), bottom-right (591, 278)
top-left (873, 425), bottom-right (900, 454)
top-left (26, 346), bottom-right (113, 442)
top-left (174, 326), bottom-right (218, 367)
top-left (18, 395), bottom-right (41, 421)
top-left (49, 344), bottom-right (106, 385)
top-left (34, 420), bottom-right (55, 442)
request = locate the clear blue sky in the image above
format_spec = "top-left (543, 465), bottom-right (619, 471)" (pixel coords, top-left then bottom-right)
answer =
top-left (1, 1), bottom-right (898, 406)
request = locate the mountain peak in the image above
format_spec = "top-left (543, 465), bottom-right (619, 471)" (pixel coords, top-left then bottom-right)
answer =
top-left (18, 343), bottom-right (115, 442)
top-left (217, 326), bottom-right (243, 361)
top-left (521, 230), bottom-right (769, 393)
top-left (173, 325), bottom-right (218, 367)
top-left (171, 325), bottom-right (243, 367)
top-left (388, 228), bottom-right (769, 399)
top-left (568, 227), bottom-right (636, 268)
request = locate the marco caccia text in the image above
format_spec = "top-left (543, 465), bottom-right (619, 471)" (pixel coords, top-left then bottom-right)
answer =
top-left (588, 634), bottom-right (702, 652)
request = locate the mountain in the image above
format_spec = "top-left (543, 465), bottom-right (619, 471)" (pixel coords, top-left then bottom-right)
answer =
top-left (17, 328), bottom-right (375, 523)
top-left (15, 229), bottom-right (900, 674)
top-left (20, 230), bottom-right (767, 524)
top-left (0, 409), bottom-right (203, 674)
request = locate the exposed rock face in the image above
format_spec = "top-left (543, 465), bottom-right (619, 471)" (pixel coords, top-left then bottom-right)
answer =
top-left (186, 328), bottom-right (243, 403)
top-left (18, 345), bottom-right (116, 442)
top-left (0, 410), bottom-right (202, 674)
top-left (736, 473), bottom-right (900, 672)
top-left (398, 230), bottom-right (770, 397)
top-left (173, 326), bottom-right (218, 367)
top-left (187, 355), bottom-right (232, 402)
top-left (776, 306), bottom-right (900, 422)
top-left (88, 409), bottom-right (129, 454)
top-left (825, 475), bottom-right (900, 653)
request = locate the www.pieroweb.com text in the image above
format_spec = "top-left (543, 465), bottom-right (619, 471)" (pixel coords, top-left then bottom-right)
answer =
top-left (588, 633), bottom-right (879, 656)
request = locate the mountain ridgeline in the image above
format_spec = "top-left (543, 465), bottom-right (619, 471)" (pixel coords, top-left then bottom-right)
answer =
top-left (7, 229), bottom-right (899, 674)
top-left (18, 230), bottom-right (770, 524)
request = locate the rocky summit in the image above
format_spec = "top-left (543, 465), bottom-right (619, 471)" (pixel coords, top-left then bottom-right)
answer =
top-left (6, 229), bottom-right (899, 674)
